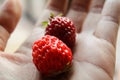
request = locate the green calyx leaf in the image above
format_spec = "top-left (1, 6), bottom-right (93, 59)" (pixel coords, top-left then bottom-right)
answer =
top-left (41, 13), bottom-right (63, 28)
top-left (50, 13), bottom-right (63, 18)
top-left (50, 13), bottom-right (54, 18)
top-left (41, 21), bottom-right (48, 28)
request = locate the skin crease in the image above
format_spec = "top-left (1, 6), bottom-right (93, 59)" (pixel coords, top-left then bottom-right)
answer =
top-left (0, 0), bottom-right (120, 80)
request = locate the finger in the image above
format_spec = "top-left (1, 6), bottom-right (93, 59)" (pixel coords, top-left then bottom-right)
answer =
top-left (0, 0), bottom-right (21, 51)
top-left (82, 0), bottom-right (105, 33)
top-left (47, 0), bottom-right (68, 14)
top-left (36, 0), bottom-right (69, 26)
top-left (89, 0), bottom-right (105, 13)
top-left (66, 0), bottom-right (91, 33)
top-left (0, 0), bottom-right (22, 33)
top-left (94, 0), bottom-right (120, 46)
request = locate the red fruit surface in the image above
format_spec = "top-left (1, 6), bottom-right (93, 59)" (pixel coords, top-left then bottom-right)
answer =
top-left (45, 16), bottom-right (76, 49)
top-left (32, 35), bottom-right (72, 76)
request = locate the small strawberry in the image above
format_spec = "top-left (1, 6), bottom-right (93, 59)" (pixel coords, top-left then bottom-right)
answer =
top-left (44, 15), bottom-right (76, 50)
top-left (32, 35), bottom-right (72, 76)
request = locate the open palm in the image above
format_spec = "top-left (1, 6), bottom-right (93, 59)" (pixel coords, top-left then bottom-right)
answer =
top-left (0, 0), bottom-right (120, 80)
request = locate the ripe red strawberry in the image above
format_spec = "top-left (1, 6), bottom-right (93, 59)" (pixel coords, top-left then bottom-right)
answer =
top-left (32, 35), bottom-right (72, 76)
top-left (45, 16), bottom-right (76, 49)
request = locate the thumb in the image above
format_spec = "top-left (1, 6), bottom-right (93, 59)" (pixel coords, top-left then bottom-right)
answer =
top-left (0, 0), bottom-right (21, 51)
top-left (0, 0), bottom-right (22, 33)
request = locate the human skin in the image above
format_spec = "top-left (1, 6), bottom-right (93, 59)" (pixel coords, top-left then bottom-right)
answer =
top-left (0, 0), bottom-right (120, 80)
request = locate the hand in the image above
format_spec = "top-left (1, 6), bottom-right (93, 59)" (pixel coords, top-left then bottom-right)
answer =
top-left (0, 0), bottom-right (120, 80)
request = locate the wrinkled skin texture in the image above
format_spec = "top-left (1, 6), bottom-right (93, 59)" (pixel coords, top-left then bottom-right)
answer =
top-left (0, 0), bottom-right (120, 80)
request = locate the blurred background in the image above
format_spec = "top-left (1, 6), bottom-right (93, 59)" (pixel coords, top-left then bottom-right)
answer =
top-left (0, 0), bottom-right (119, 80)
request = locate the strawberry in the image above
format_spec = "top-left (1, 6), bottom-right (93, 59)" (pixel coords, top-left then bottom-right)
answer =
top-left (45, 16), bottom-right (76, 50)
top-left (32, 35), bottom-right (72, 76)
